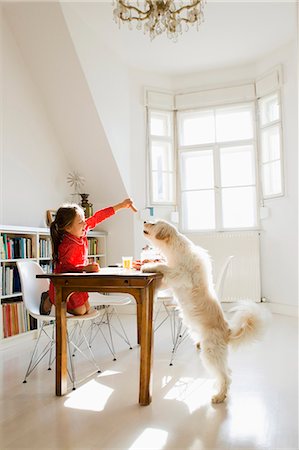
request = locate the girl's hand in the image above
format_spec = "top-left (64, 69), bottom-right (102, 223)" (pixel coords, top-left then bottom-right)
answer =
top-left (114, 198), bottom-right (137, 213)
top-left (84, 262), bottom-right (100, 273)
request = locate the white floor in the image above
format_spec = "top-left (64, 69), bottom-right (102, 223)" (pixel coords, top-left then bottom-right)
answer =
top-left (0, 311), bottom-right (298, 450)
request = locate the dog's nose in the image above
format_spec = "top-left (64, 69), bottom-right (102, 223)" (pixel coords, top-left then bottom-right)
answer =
top-left (144, 221), bottom-right (147, 224)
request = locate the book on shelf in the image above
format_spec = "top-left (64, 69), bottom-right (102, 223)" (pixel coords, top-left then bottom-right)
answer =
top-left (0, 235), bottom-right (32, 260)
top-left (2, 301), bottom-right (37, 338)
top-left (0, 236), bottom-right (5, 259)
top-left (39, 237), bottom-right (52, 258)
top-left (2, 234), bottom-right (8, 259)
top-left (88, 237), bottom-right (99, 255)
top-left (1, 266), bottom-right (21, 296)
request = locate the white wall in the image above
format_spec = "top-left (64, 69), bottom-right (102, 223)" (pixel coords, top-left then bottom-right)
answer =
top-left (1, 12), bottom-right (70, 227)
top-left (61, 2), bottom-right (132, 195)
top-left (256, 42), bottom-right (298, 309)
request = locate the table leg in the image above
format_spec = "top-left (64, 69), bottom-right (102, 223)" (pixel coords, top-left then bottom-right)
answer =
top-left (138, 282), bottom-right (155, 406)
top-left (136, 302), bottom-right (142, 345)
top-left (55, 287), bottom-right (68, 396)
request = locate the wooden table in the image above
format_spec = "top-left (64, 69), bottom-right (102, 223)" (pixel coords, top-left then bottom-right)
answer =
top-left (36, 268), bottom-right (162, 406)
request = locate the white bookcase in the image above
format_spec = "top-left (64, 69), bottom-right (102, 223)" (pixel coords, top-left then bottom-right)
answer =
top-left (0, 225), bottom-right (107, 343)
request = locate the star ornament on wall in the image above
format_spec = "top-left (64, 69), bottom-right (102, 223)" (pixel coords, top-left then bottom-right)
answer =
top-left (67, 171), bottom-right (86, 193)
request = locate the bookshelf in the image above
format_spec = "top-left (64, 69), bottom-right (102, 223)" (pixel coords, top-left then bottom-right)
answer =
top-left (0, 225), bottom-right (107, 342)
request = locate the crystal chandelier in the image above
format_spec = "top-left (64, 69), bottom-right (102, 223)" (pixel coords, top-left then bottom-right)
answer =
top-left (113, 0), bottom-right (205, 42)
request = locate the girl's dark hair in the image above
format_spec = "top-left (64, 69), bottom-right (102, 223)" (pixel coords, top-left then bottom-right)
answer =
top-left (50, 204), bottom-right (84, 263)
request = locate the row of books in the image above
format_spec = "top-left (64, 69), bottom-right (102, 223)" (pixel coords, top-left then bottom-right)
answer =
top-left (0, 235), bottom-right (32, 260)
top-left (2, 302), bottom-right (37, 338)
top-left (0, 265), bottom-right (21, 296)
top-left (88, 238), bottom-right (100, 255)
top-left (39, 238), bottom-right (52, 258)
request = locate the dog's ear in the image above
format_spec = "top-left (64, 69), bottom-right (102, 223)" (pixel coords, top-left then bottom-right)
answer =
top-left (155, 227), bottom-right (170, 242)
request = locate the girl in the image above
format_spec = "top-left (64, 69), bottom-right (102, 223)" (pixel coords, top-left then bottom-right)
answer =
top-left (40, 198), bottom-right (137, 316)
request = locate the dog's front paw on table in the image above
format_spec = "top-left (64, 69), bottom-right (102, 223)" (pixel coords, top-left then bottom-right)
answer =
top-left (141, 263), bottom-right (159, 273)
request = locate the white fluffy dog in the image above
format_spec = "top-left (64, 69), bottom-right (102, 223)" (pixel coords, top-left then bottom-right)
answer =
top-left (142, 220), bottom-right (269, 403)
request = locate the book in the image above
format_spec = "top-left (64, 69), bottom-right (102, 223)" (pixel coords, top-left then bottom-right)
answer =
top-left (0, 236), bottom-right (5, 259)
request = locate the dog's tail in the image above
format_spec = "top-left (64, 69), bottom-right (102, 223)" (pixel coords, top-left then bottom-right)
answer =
top-left (227, 301), bottom-right (271, 348)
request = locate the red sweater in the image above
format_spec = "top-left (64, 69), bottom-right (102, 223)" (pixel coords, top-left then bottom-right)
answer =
top-left (49, 207), bottom-right (114, 304)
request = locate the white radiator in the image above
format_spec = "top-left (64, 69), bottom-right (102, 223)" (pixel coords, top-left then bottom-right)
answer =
top-left (186, 231), bottom-right (261, 303)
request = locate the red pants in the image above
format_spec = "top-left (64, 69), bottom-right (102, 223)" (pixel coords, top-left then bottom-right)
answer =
top-left (49, 284), bottom-right (88, 312)
top-left (66, 292), bottom-right (89, 311)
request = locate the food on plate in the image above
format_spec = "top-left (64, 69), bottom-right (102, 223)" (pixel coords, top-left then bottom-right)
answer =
top-left (132, 259), bottom-right (162, 270)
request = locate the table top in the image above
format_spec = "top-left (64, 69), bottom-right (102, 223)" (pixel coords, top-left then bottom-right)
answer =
top-left (36, 267), bottom-right (162, 279)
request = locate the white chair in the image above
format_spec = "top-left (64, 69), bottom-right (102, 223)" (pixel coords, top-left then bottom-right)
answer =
top-left (88, 293), bottom-right (133, 361)
top-left (155, 255), bottom-right (235, 365)
top-left (16, 260), bottom-right (102, 390)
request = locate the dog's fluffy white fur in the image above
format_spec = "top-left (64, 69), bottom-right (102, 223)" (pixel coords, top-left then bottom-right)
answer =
top-left (142, 220), bottom-right (270, 403)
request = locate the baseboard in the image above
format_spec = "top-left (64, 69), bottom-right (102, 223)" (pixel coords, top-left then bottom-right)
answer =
top-left (0, 328), bottom-right (39, 350)
top-left (265, 302), bottom-right (298, 317)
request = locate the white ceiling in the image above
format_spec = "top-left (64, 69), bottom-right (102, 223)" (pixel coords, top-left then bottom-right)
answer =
top-left (66, 1), bottom-right (297, 76)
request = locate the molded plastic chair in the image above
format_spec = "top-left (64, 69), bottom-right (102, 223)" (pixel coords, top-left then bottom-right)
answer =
top-left (17, 260), bottom-right (101, 390)
top-left (215, 255), bottom-right (235, 302)
top-left (155, 255), bottom-right (235, 365)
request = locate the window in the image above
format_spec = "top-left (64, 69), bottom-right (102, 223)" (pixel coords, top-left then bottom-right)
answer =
top-left (258, 92), bottom-right (283, 198)
top-left (146, 75), bottom-right (284, 231)
top-left (178, 104), bottom-right (258, 231)
top-left (148, 110), bottom-right (175, 204)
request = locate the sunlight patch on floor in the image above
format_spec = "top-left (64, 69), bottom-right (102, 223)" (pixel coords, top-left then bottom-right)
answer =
top-left (228, 394), bottom-right (269, 446)
top-left (164, 376), bottom-right (214, 413)
top-left (128, 428), bottom-right (168, 450)
top-left (64, 379), bottom-right (113, 411)
top-left (161, 374), bottom-right (173, 388)
top-left (96, 369), bottom-right (122, 377)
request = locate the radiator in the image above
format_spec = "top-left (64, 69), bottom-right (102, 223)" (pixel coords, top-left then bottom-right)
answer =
top-left (186, 231), bottom-right (261, 303)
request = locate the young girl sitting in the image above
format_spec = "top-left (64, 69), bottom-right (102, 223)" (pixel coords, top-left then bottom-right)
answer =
top-left (40, 198), bottom-right (137, 316)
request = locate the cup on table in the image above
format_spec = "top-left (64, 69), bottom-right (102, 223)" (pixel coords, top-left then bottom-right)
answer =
top-left (122, 256), bottom-right (133, 270)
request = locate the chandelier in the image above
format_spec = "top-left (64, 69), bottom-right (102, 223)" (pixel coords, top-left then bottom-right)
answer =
top-left (113, 1), bottom-right (205, 42)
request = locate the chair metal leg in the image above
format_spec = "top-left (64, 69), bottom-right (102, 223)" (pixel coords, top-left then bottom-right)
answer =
top-left (48, 322), bottom-right (55, 370)
top-left (23, 319), bottom-right (101, 390)
top-left (70, 323), bottom-right (101, 370)
top-left (67, 329), bottom-right (76, 390)
top-left (108, 306), bottom-right (132, 349)
top-left (23, 321), bottom-right (54, 383)
top-left (88, 309), bottom-right (117, 360)
top-left (104, 308), bottom-right (118, 359)
top-left (89, 305), bottom-right (132, 360)
top-left (169, 313), bottom-right (188, 366)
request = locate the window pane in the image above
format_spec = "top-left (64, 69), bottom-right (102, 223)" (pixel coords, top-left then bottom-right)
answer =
top-left (222, 187), bottom-right (257, 228)
top-left (216, 106), bottom-right (253, 142)
top-left (261, 125), bottom-right (280, 162)
top-left (220, 145), bottom-right (255, 187)
top-left (152, 172), bottom-right (174, 203)
top-left (150, 111), bottom-right (171, 137)
top-left (259, 94), bottom-right (280, 126)
top-left (182, 190), bottom-right (215, 230)
top-left (179, 111), bottom-right (215, 146)
top-left (181, 150), bottom-right (214, 190)
top-left (151, 142), bottom-right (173, 171)
top-left (262, 161), bottom-right (282, 196)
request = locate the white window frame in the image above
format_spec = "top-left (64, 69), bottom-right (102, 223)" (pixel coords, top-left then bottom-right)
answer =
top-left (177, 102), bottom-right (260, 233)
top-left (147, 108), bottom-right (176, 206)
top-left (257, 90), bottom-right (284, 199)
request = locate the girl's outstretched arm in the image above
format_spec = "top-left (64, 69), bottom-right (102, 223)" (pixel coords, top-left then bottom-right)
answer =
top-left (113, 198), bottom-right (137, 213)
